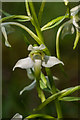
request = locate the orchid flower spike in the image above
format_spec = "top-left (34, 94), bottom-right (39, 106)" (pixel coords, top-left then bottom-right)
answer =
top-left (13, 44), bottom-right (64, 71)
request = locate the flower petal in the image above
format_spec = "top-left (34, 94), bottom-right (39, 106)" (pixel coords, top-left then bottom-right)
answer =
top-left (20, 80), bottom-right (36, 95)
top-left (73, 17), bottom-right (80, 30)
top-left (61, 23), bottom-right (75, 39)
top-left (28, 44), bottom-right (33, 51)
top-left (11, 113), bottom-right (22, 119)
top-left (1, 26), bottom-right (11, 47)
top-left (42, 56), bottom-right (64, 68)
top-left (39, 44), bottom-right (46, 50)
top-left (13, 57), bottom-right (34, 71)
top-left (70, 5), bottom-right (80, 16)
top-left (28, 44), bottom-right (45, 51)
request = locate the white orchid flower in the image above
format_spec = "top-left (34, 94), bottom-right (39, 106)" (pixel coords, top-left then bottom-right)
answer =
top-left (13, 44), bottom-right (64, 71)
top-left (13, 44), bottom-right (64, 97)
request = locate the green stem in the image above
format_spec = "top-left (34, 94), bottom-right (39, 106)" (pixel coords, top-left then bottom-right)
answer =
top-left (29, 1), bottom-right (63, 119)
top-left (38, 0), bottom-right (46, 25)
top-left (29, 1), bottom-right (44, 42)
top-left (45, 68), bottom-right (63, 119)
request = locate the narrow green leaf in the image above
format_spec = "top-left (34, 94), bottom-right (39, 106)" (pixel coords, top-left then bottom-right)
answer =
top-left (41, 15), bottom-right (68, 31)
top-left (34, 86), bottom-right (80, 111)
top-left (20, 80), bottom-right (36, 95)
top-left (59, 85), bottom-right (80, 99)
top-left (41, 72), bottom-right (47, 85)
top-left (38, 0), bottom-right (46, 25)
top-left (0, 15), bottom-right (30, 23)
top-left (73, 28), bottom-right (80, 49)
top-left (26, 114), bottom-right (56, 119)
top-left (59, 97), bottom-right (80, 101)
top-left (14, 19), bottom-right (29, 22)
top-left (34, 90), bottom-right (65, 111)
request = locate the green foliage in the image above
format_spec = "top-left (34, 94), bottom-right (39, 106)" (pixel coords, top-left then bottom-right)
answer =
top-left (41, 15), bottom-right (68, 31)
top-left (35, 85), bottom-right (80, 111)
top-left (26, 114), bottom-right (56, 119)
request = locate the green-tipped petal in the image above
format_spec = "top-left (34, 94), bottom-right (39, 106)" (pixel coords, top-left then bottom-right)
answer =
top-left (1, 26), bottom-right (11, 47)
top-left (70, 5), bottom-right (80, 16)
top-left (13, 57), bottom-right (34, 71)
top-left (20, 80), bottom-right (36, 95)
top-left (42, 56), bottom-right (64, 68)
top-left (73, 17), bottom-right (80, 30)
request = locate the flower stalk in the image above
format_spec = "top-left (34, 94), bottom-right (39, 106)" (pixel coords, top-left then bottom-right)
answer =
top-left (28, 1), bottom-right (63, 119)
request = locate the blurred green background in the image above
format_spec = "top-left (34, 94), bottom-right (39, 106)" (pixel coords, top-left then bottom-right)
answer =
top-left (2, 2), bottom-right (80, 119)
